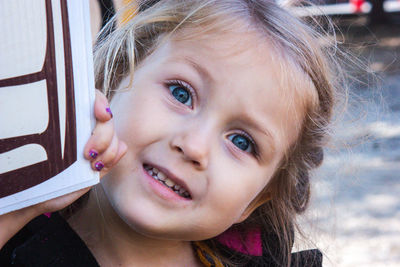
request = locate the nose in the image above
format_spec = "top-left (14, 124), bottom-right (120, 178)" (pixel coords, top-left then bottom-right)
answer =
top-left (170, 126), bottom-right (211, 170)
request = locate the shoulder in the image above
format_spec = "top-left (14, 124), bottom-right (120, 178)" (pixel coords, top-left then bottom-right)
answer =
top-left (0, 212), bottom-right (99, 267)
top-left (290, 249), bottom-right (323, 267)
top-left (211, 226), bottom-right (323, 267)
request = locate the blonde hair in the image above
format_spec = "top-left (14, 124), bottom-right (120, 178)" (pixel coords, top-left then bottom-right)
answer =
top-left (93, 0), bottom-right (342, 265)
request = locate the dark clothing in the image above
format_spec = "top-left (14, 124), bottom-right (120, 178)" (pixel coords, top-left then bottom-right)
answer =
top-left (0, 213), bottom-right (98, 266)
top-left (0, 213), bottom-right (322, 266)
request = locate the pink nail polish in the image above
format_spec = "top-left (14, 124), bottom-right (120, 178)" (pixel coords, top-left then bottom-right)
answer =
top-left (95, 161), bottom-right (104, 171)
top-left (89, 149), bottom-right (98, 159)
top-left (106, 107), bottom-right (113, 118)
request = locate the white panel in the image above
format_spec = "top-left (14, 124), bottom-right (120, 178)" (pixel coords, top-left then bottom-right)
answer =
top-left (51, 0), bottom-right (66, 158)
top-left (0, 0), bottom-right (47, 79)
top-left (0, 80), bottom-right (49, 138)
top-left (0, 144), bottom-right (47, 174)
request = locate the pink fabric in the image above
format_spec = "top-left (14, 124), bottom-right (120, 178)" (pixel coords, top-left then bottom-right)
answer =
top-left (217, 228), bottom-right (262, 256)
top-left (43, 212), bottom-right (52, 218)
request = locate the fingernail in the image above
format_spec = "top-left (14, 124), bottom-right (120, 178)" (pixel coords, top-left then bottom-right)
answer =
top-left (106, 107), bottom-right (113, 118)
top-left (89, 149), bottom-right (98, 159)
top-left (95, 161), bottom-right (104, 171)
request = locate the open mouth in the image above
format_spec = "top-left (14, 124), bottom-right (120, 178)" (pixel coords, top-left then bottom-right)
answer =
top-left (143, 164), bottom-right (191, 199)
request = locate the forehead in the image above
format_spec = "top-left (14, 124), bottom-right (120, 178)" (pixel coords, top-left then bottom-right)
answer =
top-left (143, 28), bottom-right (310, 150)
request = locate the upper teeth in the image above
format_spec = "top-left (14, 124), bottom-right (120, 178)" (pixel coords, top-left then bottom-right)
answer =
top-left (144, 165), bottom-right (190, 198)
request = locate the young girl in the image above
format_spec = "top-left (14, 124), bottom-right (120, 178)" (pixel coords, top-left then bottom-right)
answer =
top-left (0, 0), bottom-right (339, 266)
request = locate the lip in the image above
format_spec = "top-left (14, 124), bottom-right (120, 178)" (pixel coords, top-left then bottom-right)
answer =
top-left (142, 162), bottom-right (192, 202)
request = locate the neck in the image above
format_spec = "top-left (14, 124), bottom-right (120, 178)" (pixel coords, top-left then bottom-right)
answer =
top-left (67, 186), bottom-right (201, 267)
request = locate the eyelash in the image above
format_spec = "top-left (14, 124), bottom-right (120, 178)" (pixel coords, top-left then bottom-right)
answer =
top-left (165, 79), bottom-right (196, 108)
top-left (229, 130), bottom-right (259, 157)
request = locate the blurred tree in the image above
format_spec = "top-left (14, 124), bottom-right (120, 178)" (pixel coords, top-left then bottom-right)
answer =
top-left (369, 0), bottom-right (388, 24)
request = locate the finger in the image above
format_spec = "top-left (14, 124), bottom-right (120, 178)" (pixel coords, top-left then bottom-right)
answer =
top-left (97, 133), bottom-right (119, 168)
top-left (100, 141), bottom-right (127, 178)
top-left (112, 141), bottom-right (127, 165)
top-left (94, 89), bottom-right (113, 122)
top-left (84, 120), bottom-right (114, 160)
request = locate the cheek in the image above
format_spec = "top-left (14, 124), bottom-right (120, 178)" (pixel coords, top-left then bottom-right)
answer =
top-left (206, 166), bottom-right (272, 221)
top-left (193, 189), bottom-right (259, 239)
top-left (112, 91), bottom-right (167, 145)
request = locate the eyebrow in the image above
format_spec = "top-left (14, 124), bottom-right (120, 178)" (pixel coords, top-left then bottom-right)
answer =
top-left (176, 56), bottom-right (214, 84)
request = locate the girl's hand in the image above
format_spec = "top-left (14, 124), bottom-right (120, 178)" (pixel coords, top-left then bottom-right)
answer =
top-left (39, 90), bottom-right (127, 214)
top-left (84, 90), bottom-right (127, 178)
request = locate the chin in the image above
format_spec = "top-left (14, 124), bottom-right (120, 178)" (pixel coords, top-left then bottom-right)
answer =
top-left (114, 208), bottom-right (216, 241)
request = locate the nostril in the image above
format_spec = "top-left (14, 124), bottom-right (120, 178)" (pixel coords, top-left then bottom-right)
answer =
top-left (172, 142), bottom-right (206, 168)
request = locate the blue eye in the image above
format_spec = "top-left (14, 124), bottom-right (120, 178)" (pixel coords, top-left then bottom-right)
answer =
top-left (228, 134), bottom-right (254, 153)
top-left (169, 84), bottom-right (192, 107)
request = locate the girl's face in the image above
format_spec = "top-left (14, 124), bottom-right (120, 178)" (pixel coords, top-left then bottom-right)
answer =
top-left (102, 29), bottom-right (306, 240)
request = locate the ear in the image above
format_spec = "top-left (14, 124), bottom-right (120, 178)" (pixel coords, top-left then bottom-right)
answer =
top-left (235, 191), bottom-right (272, 224)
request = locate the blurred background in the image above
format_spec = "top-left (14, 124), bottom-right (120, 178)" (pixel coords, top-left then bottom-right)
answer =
top-left (89, 0), bottom-right (400, 265)
top-left (287, 1), bottom-right (400, 266)
top-left (306, 5), bottom-right (400, 267)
